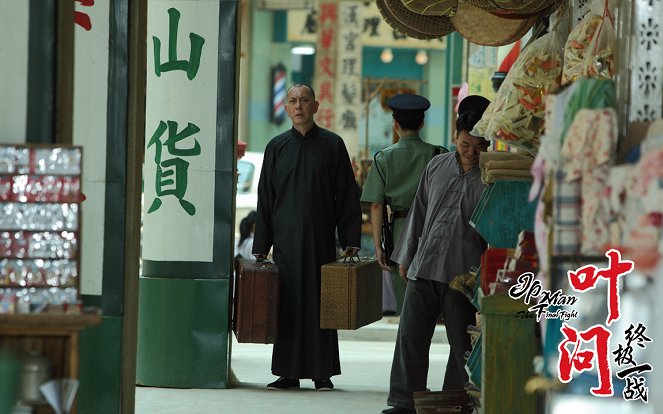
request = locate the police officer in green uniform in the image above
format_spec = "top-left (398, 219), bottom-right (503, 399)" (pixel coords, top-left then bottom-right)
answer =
top-left (360, 94), bottom-right (447, 315)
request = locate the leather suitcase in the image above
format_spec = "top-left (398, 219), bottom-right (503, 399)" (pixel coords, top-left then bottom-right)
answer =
top-left (233, 258), bottom-right (279, 343)
top-left (320, 257), bottom-right (382, 330)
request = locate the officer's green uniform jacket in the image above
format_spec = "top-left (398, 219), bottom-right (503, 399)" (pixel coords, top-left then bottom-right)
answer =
top-left (360, 133), bottom-right (447, 312)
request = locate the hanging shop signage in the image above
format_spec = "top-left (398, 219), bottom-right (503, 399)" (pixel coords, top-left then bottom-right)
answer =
top-left (0, 3), bottom-right (29, 143)
top-left (333, 2), bottom-right (363, 157)
top-left (313, 1), bottom-right (338, 130)
top-left (143, 2), bottom-right (219, 262)
top-left (288, 2), bottom-right (446, 50)
top-left (73, 0), bottom-right (110, 295)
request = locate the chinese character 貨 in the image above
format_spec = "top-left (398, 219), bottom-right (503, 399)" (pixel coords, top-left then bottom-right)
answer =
top-left (147, 120), bottom-right (202, 216)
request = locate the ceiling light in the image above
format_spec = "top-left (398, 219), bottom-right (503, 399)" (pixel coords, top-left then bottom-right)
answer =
top-left (380, 48), bottom-right (393, 64)
top-left (415, 50), bottom-right (428, 65)
top-left (291, 45), bottom-right (315, 55)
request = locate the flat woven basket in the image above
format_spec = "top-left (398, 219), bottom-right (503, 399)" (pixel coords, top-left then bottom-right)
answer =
top-left (400, 0), bottom-right (458, 16)
top-left (462, 0), bottom-right (557, 13)
top-left (377, 0), bottom-right (456, 40)
top-left (451, 1), bottom-right (537, 46)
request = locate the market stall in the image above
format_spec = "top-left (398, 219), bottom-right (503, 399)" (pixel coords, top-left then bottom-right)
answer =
top-left (0, 145), bottom-right (101, 414)
top-left (375, 0), bottom-right (663, 412)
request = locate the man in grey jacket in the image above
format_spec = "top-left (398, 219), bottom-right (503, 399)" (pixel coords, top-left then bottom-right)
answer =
top-left (381, 96), bottom-right (490, 414)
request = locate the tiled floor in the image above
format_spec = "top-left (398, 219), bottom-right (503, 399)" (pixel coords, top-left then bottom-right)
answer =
top-left (135, 339), bottom-right (451, 414)
top-left (135, 318), bottom-right (659, 413)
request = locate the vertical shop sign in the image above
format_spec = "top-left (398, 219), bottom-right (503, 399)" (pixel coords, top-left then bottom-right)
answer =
top-left (74, 0), bottom-right (94, 31)
top-left (314, 2), bottom-right (337, 130)
top-left (334, 2), bottom-right (363, 157)
top-left (73, 0), bottom-right (109, 295)
top-left (288, 3), bottom-right (446, 50)
top-left (143, 2), bottom-right (219, 262)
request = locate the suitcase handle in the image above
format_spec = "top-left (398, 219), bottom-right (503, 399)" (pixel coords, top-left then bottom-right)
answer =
top-left (341, 253), bottom-right (360, 263)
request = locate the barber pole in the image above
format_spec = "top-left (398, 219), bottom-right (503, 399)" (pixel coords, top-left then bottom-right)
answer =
top-left (271, 64), bottom-right (286, 125)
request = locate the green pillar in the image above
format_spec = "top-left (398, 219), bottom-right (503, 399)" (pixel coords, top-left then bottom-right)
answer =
top-left (137, 0), bottom-right (238, 388)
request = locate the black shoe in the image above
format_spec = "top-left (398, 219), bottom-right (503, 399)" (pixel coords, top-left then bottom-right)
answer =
top-left (267, 377), bottom-right (300, 390)
top-left (314, 378), bottom-right (334, 391)
top-left (381, 407), bottom-right (416, 414)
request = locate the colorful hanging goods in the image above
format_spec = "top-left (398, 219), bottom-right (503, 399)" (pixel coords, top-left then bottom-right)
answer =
top-left (482, 30), bottom-right (565, 155)
top-left (562, 0), bottom-right (616, 85)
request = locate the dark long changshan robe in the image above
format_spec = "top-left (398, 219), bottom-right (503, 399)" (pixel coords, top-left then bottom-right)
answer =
top-left (253, 124), bottom-right (362, 379)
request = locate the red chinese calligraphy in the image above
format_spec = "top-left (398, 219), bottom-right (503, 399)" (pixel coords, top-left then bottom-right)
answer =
top-left (320, 27), bottom-right (336, 51)
top-left (567, 248), bottom-right (634, 326)
top-left (558, 323), bottom-right (613, 396)
top-left (319, 3), bottom-right (338, 25)
top-left (319, 56), bottom-right (335, 78)
top-left (74, 0), bottom-right (94, 31)
top-left (316, 108), bottom-right (334, 129)
top-left (318, 81), bottom-right (334, 103)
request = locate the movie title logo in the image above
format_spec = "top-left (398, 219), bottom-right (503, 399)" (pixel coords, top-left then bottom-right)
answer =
top-left (508, 272), bottom-right (579, 322)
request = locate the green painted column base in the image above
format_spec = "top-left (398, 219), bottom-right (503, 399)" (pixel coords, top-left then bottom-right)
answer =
top-left (137, 277), bottom-right (230, 388)
top-left (79, 316), bottom-right (122, 413)
top-left (0, 352), bottom-right (19, 413)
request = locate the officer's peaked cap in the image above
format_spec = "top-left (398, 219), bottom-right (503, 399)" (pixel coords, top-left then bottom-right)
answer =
top-left (388, 94), bottom-right (430, 125)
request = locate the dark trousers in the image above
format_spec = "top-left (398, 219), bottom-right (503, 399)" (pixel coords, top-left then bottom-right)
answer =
top-left (387, 278), bottom-right (476, 410)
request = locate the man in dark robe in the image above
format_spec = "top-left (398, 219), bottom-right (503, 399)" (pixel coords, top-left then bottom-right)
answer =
top-left (253, 83), bottom-right (362, 391)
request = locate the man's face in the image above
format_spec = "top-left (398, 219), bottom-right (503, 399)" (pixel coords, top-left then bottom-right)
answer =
top-left (455, 131), bottom-right (489, 170)
top-left (285, 86), bottom-right (319, 130)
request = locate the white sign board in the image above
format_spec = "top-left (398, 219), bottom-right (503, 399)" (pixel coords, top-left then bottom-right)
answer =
top-left (143, 1), bottom-right (220, 262)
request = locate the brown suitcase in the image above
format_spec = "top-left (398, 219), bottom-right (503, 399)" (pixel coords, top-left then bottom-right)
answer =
top-left (233, 258), bottom-right (280, 343)
top-left (320, 256), bottom-right (382, 330)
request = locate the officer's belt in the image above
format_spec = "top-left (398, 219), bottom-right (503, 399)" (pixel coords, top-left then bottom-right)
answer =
top-left (392, 209), bottom-right (410, 219)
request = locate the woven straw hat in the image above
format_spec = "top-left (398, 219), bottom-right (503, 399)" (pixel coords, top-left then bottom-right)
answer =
top-left (377, 0), bottom-right (456, 40)
top-left (450, 1), bottom-right (538, 46)
top-left (462, 0), bottom-right (557, 14)
top-left (400, 0), bottom-right (458, 16)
